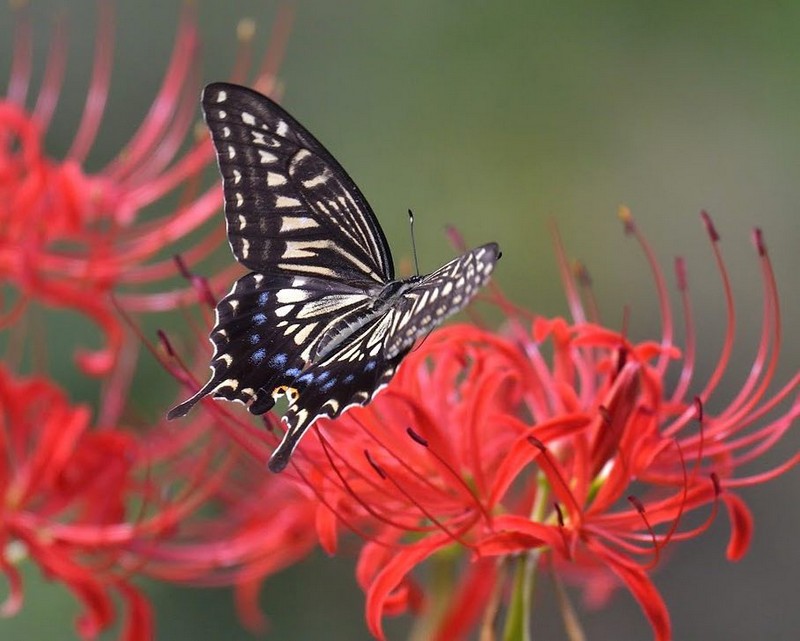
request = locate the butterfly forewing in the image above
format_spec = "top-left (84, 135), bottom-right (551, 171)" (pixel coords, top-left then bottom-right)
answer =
top-left (169, 82), bottom-right (500, 473)
top-left (202, 83), bottom-right (393, 283)
top-left (385, 243), bottom-right (499, 359)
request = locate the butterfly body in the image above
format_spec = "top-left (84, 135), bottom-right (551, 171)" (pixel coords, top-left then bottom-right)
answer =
top-left (168, 83), bottom-right (499, 472)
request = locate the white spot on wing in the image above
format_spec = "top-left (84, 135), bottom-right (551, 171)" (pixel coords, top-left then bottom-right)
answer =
top-left (276, 196), bottom-right (302, 208)
top-left (267, 172), bottom-right (287, 187)
top-left (277, 263), bottom-right (338, 277)
top-left (302, 172), bottom-right (330, 188)
top-left (241, 111), bottom-right (256, 125)
top-left (213, 378), bottom-right (239, 392)
top-left (277, 289), bottom-right (309, 304)
top-left (293, 323), bottom-right (318, 346)
top-left (216, 90), bottom-right (227, 103)
top-left (259, 150), bottom-right (278, 164)
top-left (279, 216), bottom-right (320, 232)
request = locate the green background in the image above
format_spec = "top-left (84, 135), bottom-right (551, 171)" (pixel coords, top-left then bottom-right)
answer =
top-left (1, 1), bottom-right (797, 639)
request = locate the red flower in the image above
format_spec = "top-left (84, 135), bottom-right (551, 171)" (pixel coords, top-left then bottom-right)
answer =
top-left (275, 210), bottom-right (797, 640)
top-left (0, 362), bottom-right (320, 639)
top-left (0, 3), bottom-right (292, 375)
top-left (1, 5), bottom-right (324, 639)
top-left (0, 365), bottom-right (150, 639)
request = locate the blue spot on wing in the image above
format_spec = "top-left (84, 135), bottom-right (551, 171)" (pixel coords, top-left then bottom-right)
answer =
top-left (253, 313), bottom-right (267, 325)
top-left (249, 333), bottom-right (260, 345)
top-left (286, 368), bottom-right (302, 378)
top-left (258, 292), bottom-right (269, 306)
top-left (365, 361), bottom-right (376, 372)
top-left (321, 378), bottom-right (337, 392)
top-left (343, 374), bottom-right (354, 384)
top-left (317, 371), bottom-right (330, 382)
top-left (251, 348), bottom-right (267, 364)
top-left (270, 353), bottom-right (288, 367)
top-left (298, 373), bottom-right (314, 385)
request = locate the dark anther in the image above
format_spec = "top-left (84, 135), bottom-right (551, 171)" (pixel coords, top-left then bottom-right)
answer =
top-left (173, 254), bottom-right (192, 279)
top-left (527, 435), bottom-right (546, 452)
top-left (700, 210), bottom-right (720, 242)
top-left (364, 450), bottom-right (386, 479)
top-left (693, 396), bottom-right (704, 422)
top-left (406, 427), bottom-right (429, 447)
top-left (710, 472), bottom-right (721, 496)
top-left (753, 228), bottom-right (766, 257)
top-left (157, 330), bottom-right (175, 357)
top-left (616, 346), bottom-right (628, 375)
top-left (627, 495), bottom-right (646, 513)
top-left (554, 502), bottom-right (565, 527)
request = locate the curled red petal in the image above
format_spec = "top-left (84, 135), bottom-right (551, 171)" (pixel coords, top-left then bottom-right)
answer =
top-left (365, 532), bottom-right (452, 640)
top-left (722, 493), bottom-right (753, 561)
top-left (588, 542), bottom-right (672, 641)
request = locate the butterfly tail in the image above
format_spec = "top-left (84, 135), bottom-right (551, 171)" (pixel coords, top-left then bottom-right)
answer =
top-left (267, 413), bottom-right (314, 472)
top-left (166, 386), bottom-right (211, 420)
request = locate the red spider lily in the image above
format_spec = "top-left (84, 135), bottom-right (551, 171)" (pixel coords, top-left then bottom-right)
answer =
top-left (0, 2), bottom-right (292, 375)
top-left (0, 365), bottom-right (152, 639)
top-left (1, 4), bottom-right (324, 639)
top-left (0, 360), bottom-right (319, 640)
top-left (269, 210), bottom-right (797, 641)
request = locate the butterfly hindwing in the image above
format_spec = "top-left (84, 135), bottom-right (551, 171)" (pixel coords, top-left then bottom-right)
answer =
top-left (166, 271), bottom-right (374, 419)
top-left (202, 83), bottom-right (393, 283)
top-left (269, 308), bottom-right (410, 472)
top-left (267, 244), bottom-right (500, 471)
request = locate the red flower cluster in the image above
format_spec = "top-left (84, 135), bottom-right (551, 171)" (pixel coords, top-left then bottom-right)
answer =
top-left (1, 4), bottom-right (796, 641)
top-left (1, 5), bottom-right (319, 640)
top-left (254, 209), bottom-right (797, 640)
top-left (0, 362), bottom-right (319, 639)
top-left (0, 3), bottom-right (289, 375)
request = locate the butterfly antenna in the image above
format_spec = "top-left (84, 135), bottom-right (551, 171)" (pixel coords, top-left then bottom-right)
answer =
top-left (408, 209), bottom-right (420, 276)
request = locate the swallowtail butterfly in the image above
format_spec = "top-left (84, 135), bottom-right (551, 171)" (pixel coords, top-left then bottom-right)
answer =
top-left (168, 83), bottom-right (500, 472)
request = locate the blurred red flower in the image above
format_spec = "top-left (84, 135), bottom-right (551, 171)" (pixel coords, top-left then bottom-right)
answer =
top-left (0, 362), bottom-right (320, 640)
top-left (0, 3), bottom-right (290, 375)
top-left (1, 5), bottom-right (321, 640)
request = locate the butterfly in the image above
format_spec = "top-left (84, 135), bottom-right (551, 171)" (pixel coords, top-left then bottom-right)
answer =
top-left (167, 83), bottom-right (500, 472)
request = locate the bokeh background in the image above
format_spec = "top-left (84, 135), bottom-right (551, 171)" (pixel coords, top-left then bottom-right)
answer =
top-left (2, 1), bottom-right (797, 639)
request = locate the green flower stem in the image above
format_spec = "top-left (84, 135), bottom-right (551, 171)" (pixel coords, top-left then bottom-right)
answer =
top-left (502, 472), bottom-right (551, 641)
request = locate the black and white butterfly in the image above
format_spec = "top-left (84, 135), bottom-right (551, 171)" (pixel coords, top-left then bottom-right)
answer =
top-left (168, 83), bottom-right (500, 472)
